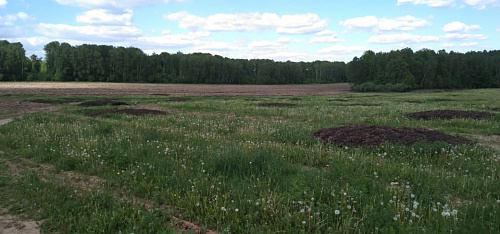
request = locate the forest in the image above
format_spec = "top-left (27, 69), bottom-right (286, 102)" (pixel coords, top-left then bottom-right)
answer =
top-left (1, 39), bottom-right (499, 89)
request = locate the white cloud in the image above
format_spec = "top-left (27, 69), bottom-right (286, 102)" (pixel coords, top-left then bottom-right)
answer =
top-left (54, 0), bottom-right (186, 9)
top-left (0, 0), bottom-right (6, 7)
top-left (463, 0), bottom-right (499, 9)
top-left (445, 33), bottom-right (487, 40)
top-left (277, 14), bottom-right (328, 34)
top-left (340, 15), bottom-right (429, 31)
top-left (339, 16), bottom-right (378, 30)
top-left (317, 45), bottom-right (369, 54)
top-left (135, 31), bottom-right (210, 51)
top-left (459, 42), bottom-right (478, 47)
top-left (165, 11), bottom-right (205, 30)
top-left (36, 23), bottom-right (142, 41)
top-left (308, 34), bottom-right (345, 44)
top-left (443, 43), bottom-right (455, 47)
top-left (443, 21), bottom-right (481, 32)
top-left (397, 0), bottom-right (456, 8)
top-left (0, 12), bottom-right (33, 37)
top-left (367, 33), bottom-right (440, 44)
top-left (166, 11), bottom-right (327, 34)
top-left (378, 16), bottom-right (429, 31)
top-left (77, 9), bottom-right (133, 26)
top-left (397, 0), bottom-right (499, 9)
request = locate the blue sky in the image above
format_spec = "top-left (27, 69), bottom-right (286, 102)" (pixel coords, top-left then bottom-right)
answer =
top-left (1, 0), bottom-right (499, 62)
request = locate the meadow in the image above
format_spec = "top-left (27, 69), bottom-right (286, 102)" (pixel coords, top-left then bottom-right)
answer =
top-left (0, 88), bottom-right (499, 233)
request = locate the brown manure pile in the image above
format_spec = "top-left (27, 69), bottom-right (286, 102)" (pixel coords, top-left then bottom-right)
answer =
top-left (79, 100), bottom-right (129, 107)
top-left (87, 109), bottom-right (167, 117)
top-left (408, 110), bottom-right (494, 120)
top-left (314, 125), bottom-right (472, 147)
top-left (258, 103), bottom-right (297, 107)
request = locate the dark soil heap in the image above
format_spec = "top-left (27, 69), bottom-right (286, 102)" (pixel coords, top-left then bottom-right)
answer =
top-left (408, 110), bottom-right (494, 120)
top-left (87, 109), bottom-right (167, 117)
top-left (258, 103), bottom-right (297, 107)
top-left (79, 100), bottom-right (129, 107)
top-left (314, 125), bottom-right (472, 147)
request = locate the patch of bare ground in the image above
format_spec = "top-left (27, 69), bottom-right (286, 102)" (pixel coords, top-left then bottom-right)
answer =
top-left (492, 108), bottom-right (500, 112)
top-left (1, 157), bottom-right (217, 233)
top-left (78, 99), bottom-right (129, 107)
top-left (0, 208), bottom-right (40, 234)
top-left (86, 109), bottom-right (167, 117)
top-left (473, 135), bottom-right (500, 151)
top-left (0, 82), bottom-right (350, 96)
top-left (0, 99), bottom-right (59, 120)
top-left (258, 103), bottom-right (297, 107)
top-left (314, 125), bottom-right (472, 147)
top-left (407, 101), bottom-right (424, 104)
top-left (408, 110), bottom-right (494, 120)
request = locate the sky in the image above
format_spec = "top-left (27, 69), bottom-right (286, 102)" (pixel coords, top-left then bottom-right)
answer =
top-left (1, 0), bottom-right (499, 62)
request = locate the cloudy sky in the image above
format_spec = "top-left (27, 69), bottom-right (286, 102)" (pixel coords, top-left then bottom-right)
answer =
top-left (1, 0), bottom-right (499, 62)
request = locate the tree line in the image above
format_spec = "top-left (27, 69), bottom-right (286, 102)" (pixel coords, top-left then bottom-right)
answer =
top-left (348, 48), bottom-right (500, 91)
top-left (1, 40), bottom-right (499, 89)
top-left (1, 40), bottom-right (346, 84)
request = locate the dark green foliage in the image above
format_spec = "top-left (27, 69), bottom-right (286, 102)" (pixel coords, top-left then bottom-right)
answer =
top-left (347, 48), bottom-right (500, 90)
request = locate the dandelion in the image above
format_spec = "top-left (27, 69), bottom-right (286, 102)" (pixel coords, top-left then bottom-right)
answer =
top-left (302, 221), bottom-right (306, 225)
top-left (300, 209), bottom-right (305, 213)
top-left (195, 203), bottom-right (200, 207)
top-left (411, 194), bottom-right (415, 199)
top-left (116, 172), bottom-right (120, 175)
top-left (235, 209), bottom-right (239, 212)
top-left (221, 207), bottom-right (227, 212)
top-left (335, 210), bottom-right (340, 215)
top-left (347, 205), bottom-right (352, 209)
top-left (393, 216), bottom-right (398, 221)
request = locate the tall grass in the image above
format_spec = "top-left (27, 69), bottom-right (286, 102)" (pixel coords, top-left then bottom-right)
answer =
top-left (0, 89), bottom-right (499, 233)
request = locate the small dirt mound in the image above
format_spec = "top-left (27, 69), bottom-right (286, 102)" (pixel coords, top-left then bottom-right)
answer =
top-left (28, 98), bottom-right (84, 104)
top-left (408, 110), bottom-right (494, 120)
top-left (343, 104), bottom-right (381, 107)
top-left (167, 97), bottom-right (191, 102)
top-left (328, 99), bottom-right (349, 102)
top-left (258, 103), bottom-right (297, 107)
top-left (314, 125), bottom-right (472, 147)
top-left (87, 109), bottom-right (167, 117)
top-left (79, 100), bottom-right (129, 107)
top-left (429, 98), bottom-right (454, 102)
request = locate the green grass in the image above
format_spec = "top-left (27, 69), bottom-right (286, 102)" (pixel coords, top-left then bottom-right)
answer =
top-left (0, 89), bottom-right (499, 233)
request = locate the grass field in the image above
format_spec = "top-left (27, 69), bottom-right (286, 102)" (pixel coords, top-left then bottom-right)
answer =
top-left (1, 88), bottom-right (499, 233)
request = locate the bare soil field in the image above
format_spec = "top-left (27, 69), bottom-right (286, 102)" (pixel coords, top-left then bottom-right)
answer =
top-left (0, 82), bottom-right (351, 96)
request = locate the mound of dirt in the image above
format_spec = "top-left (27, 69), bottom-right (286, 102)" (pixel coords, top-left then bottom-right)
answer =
top-left (258, 103), bottom-right (297, 107)
top-left (343, 104), bottom-right (381, 107)
top-left (79, 100), bottom-right (129, 107)
top-left (167, 97), bottom-right (191, 102)
top-left (27, 98), bottom-right (84, 104)
top-left (408, 110), bottom-right (494, 120)
top-left (314, 125), bottom-right (472, 147)
top-left (429, 98), bottom-right (454, 102)
top-left (87, 109), bottom-right (167, 117)
top-left (328, 99), bottom-right (349, 102)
